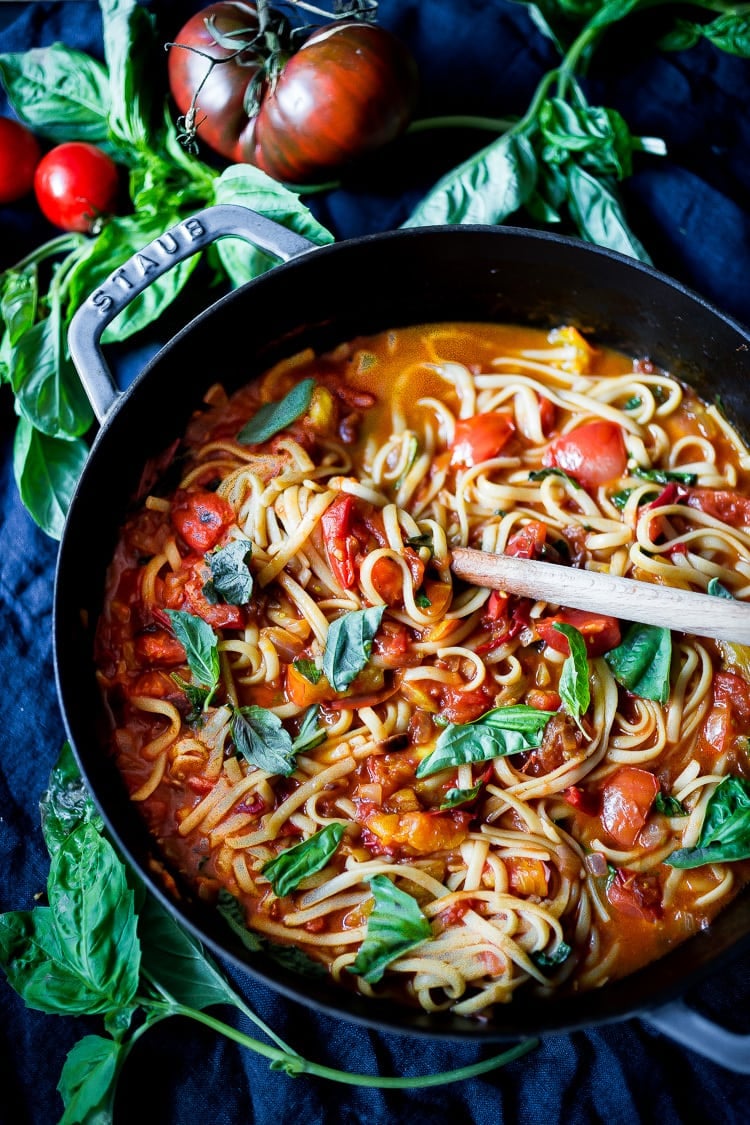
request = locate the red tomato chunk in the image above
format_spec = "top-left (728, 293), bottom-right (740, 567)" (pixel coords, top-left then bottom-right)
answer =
top-left (601, 767), bottom-right (659, 847)
top-left (542, 421), bottom-right (627, 489)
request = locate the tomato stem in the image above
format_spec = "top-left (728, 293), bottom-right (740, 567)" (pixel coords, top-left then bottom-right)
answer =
top-left (5, 233), bottom-right (85, 273)
top-left (407, 115), bottom-right (516, 135)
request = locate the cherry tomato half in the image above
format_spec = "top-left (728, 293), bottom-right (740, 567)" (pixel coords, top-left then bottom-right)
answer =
top-left (0, 117), bottom-right (41, 204)
top-left (33, 142), bottom-right (120, 233)
top-left (536, 608), bottom-right (621, 657)
top-left (169, 4), bottom-right (419, 183)
top-left (542, 420), bottom-right (627, 489)
top-left (450, 411), bottom-right (515, 467)
top-left (600, 766), bottom-right (659, 848)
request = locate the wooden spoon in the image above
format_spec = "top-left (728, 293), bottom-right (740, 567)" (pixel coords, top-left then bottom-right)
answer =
top-left (450, 547), bottom-right (750, 646)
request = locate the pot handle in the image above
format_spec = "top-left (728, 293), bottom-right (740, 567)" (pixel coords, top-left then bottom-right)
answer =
top-left (67, 204), bottom-right (316, 423)
top-left (643, 999), bottom-right (750, 1072)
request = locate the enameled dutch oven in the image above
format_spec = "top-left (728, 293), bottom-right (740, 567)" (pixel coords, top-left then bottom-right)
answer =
top-left (58, 205), bottom-right (750, 1070)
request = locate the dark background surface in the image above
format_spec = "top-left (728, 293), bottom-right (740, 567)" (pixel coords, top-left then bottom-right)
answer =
top-left (1, 2), bottom-right (750, 1122)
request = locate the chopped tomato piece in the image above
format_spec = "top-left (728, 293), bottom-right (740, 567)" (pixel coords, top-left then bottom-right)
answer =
top-left (538, 394), bottom-right (556, 436)
top-left (170, 489), bottom-right (234, 552)
top-left (607, 870), bottom-right (662, 921)
top-left (563, 785), bottom-right (599, 815)
top-left (699, 670), bottom-right (750, 754)
top-left (450, 411), bottom-right (515, 467)
top-left (363, 809), bottom-right (469, 853)
top-left (505, 519), bottom-right (547, 560)
top-left (372, 619), bottom-right (415, 667)
top-left (536, 609), bottom-right (621, 657)
top-left (439, 683), bottom-right (495, 724)
top-left (134, 629), bottom-right (186, 666)
top-left (484, 590), bottom-right (509, 622)
top-left (164, 555), bottom-right (244, 630)
top-left (321, 494), bottom-right (358, 589)
top-left (542, 421), bottom-right (627, 489)
top-left (285, 662), bottom-right (334, 707)
top-left (526, 689), bottom-right (561, 712)
top-left (506, 857), bottom-right (549, 897)
top-left (600, 767), bottom-right (659, 847)
top-left (686, 487), bottom-right (750, 528)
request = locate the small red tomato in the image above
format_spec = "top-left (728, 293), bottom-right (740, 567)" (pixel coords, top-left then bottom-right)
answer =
top-left (450, 412), bottom-right (515, 467)
top-left (600, 766), bottom-right (659, 848)
top-left (170, 489), bottom-right (235, 552)
top-left (543, 420), bottom-right (627, 489)
top-left (33, 142), bottom-right (120, 233)
top-left (0, 117), bottom-right (41, 204)
top-left (536, 609), bottom-right (621, 657)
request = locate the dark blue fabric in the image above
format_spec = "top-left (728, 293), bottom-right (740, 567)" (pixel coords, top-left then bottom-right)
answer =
top-left (2, 2), bottom-right (750, 1122)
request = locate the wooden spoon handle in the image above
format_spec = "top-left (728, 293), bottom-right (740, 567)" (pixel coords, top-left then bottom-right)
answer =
top-left (450, 547), bottom-right (750, 646)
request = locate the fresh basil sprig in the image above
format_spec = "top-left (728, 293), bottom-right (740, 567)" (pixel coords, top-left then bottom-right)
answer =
top-left (667, 777), bottom-right (750, 868)
top-left (203, 539), bottom-right (253, 606)
top-left (237, 378), bottom-right (316, 445)
top-left (529, 467), bottom-right (582, 489)
top-left (531, 941), bottom-right (572, 969)
top-left (439, 780), bottom-right (485, 809)
top-left (293, 658), bottom-right (322, 685)
top-left (348, 875), bottom-right (433, 984)
top-left (292, 705), bottom-right (327, 755)
top-left (554, 622), bottom-right (590, 726)
top-left (416, 704), bottom-right (555, 778)
top-left (1, 744), bottom-right (534, 1117)
top-left (262, 823), bottom-right (345, 898)
top-left (322, 605), bottom-right (386, 693)
top-left (707, 577), bottom-right (734, 599)
top-left (604, 622), bottom-right (672, 703)
top-left (654, 792), bottom-right (688, 817)
top-left (165, 609), bottom-right (220, 706)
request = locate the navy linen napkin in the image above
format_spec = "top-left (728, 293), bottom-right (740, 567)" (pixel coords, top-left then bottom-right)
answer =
top-left (2, 3), bottom-right (750, 1123)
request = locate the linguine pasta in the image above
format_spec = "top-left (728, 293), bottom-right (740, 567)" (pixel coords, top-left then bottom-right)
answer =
top-left (95, 322), bottom-right (750, 1017)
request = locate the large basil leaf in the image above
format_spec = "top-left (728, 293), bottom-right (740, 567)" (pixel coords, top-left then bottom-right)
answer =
top-left (0, 44), bottom-right (111, 145)
top-left (605, 623), bottom-right (672, 703)
top-left (667, 777), bottom-right (750, 868)
top-left (212, 164), bottom-right (334, 285)
top-left (348, 875), bottom-right (432, 984)
top-left (13, 419), bottom-right (88, 540)
top-left (231, 706), bottom-right (297, 776)
top-left (322, 605), bottom-right (386, 692)
top-left (10, 299), bottom-right (93, 439)
top-left (554, 623), bottom-right (590, 725)
top-left (404, 131), bottom-right (538, 228)
top-left (237, 378), bottom-right (315, 445)
top-left (1, 265), bottom-right (37, 347)
top-left (540, 99), bottom-right (637, 179)
top-left (0, 824), bottom-right (140, 1016)
top-left (204, 538), bottom-right (253, 606)
top-left (416, 704), bottom-right (554, 778)
top-left (165, 609), bottom-right (220, 693)
top-left (262, 823), bottom-right (345, 897)
top-left (566, 164), bottom-right (651, 262)
top-left (40, 741), bottom-right (102, 859)
top-left (65, 212), bottom-right (202, 343)
top-left (100, 0), bottom-right (160, 153)
top-left (137, 895), bottom-right (239, 1011)
top-left (57, 1035), bottom-right (124, 1125)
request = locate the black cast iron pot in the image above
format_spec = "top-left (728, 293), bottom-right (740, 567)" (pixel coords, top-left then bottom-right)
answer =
top-left (58, 205), bottom-right (750, 1070)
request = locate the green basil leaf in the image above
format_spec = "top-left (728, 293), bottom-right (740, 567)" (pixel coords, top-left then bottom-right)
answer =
top-left (293, 658), bottom-right (322, 685)
top-left (204, 538), bottom-right (253, 606)
top-left (632, 466), bottom-right (697, 486)
top-left (707, 577), bottom-right (734, 599)
top-left (212, 164), bottom-right (334, 286)
top-left (667, 777), bottom-right (750, 868)
top-left (262, 823), bottom-right (345, 897)
top-left (165, 609), bottom-right (220, 693)
top-left (57, 1035), bottom-right (123, 1125)
top-left (654, 792), bottom-right (687, 817)
top-left (701, 13), bottom-right (750, 57)
top-left (237, 378), bottom-right (316, 445)
top-left (0, 908), bottom-right (96, 1015)
top-left (605, 622), bottom-right (672, 703)
top-left (531, 940), bottom-right (572, 969)
top-left (65, 213), bottom-right (202, 343)
top-left (440, 781), bottom-right (485, 810)
top-left (554, 623), bottom-right (590, 724)
top-left (217, 889), bottom-right (264, 952)
top-left (322, 604), bottom-right (386, 692)
top-left (10, 299), bottom-right (93, 439)
top-left (623, 395), bottom-right (641, 410)
top-left (0, 44), bottom-right (112, 145)
top-left (658, 18), bottom-right (702, 52)
top-left (137, 894), bottom-right (238, 1011)
top-left (566, 164), bottom-right (651, 262)
top-left (291, 705), bottom-right (327, 755)
top-left (13, 419), bottom-right (88, 540)
top-left (40, 742), bottom-right (102, 859)
top-left (416, 704), bottom-right (554, 778)
top-left (587, 0), bottom-right (645, 31)
top-left (415, 591), bottom-right (432, 609)
top-left (348, 874), bottom-right (432, 984)
top-left (231, 706), bottom-right (296, 776)
top-left (170, 674), bottom-right (211, 721)
top-left (540, 99), bottom-right (634, 180)
top-left (529, 467), bottom-right (582, 489)
top-left (610, 487), bottom-right (658, 510)
top-left (1, 265), bottom-right (37, 346)
top-left (404, 131), bottom-right (538, 227)
top-left (100, 0), bottom-right (160, 153)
